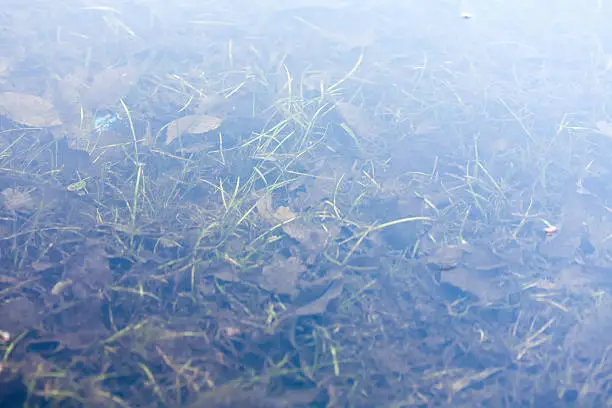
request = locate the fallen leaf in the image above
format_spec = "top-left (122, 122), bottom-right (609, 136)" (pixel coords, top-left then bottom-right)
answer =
top-left (213, 267), bottom-right (241, 283)
top-left (1, 188), bottom-right (34, 211)
top-left (335, 101), bottom-right (377, 142)
top-left (269, 277), bottom-right (344, 330)
top-left (537, 234), bottom-right (581, 260)
top-left (440, 267), bottom-right (506, 302)
top-left (292, 279), bottom-right (343, 316)
top-left (81, 65), bottom-right (139, 109)
top-left (282, 222), bottom-right (328, 251)
top-left (426, 245), bottom-right (465, 270)
top-left (256, 194), bottom-right (275, 222)
top-left (165, 114), bottom-right (223, 144)
top-left (274, 206), bottom-right (297, 222)
top-left (261, 256), bottom-right (306, 296)
top-left (256, 194), bottom-right (299, 224)
top-left (0, 92), bottom-right (62, 127)
top-left (175, 142), bottom-right (213, 154)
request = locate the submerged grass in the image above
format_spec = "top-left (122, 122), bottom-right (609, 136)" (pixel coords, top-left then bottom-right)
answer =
top-left (0, 2), bottom-right (610, 408)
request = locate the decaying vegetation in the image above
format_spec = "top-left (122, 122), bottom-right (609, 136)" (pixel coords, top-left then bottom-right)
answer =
top-left (1, 1), bottom-right (612, 407)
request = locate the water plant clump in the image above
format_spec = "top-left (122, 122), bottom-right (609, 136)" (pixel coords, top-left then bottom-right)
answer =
top-left (0, 1), bottom-right (611, 407)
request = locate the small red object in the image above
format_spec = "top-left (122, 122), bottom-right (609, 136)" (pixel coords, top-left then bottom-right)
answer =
top-left (544, 226), bottom-right (558, 236)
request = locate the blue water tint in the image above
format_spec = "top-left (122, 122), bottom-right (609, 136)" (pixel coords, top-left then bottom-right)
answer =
top-left (1, 1), bottom-right (612, 407)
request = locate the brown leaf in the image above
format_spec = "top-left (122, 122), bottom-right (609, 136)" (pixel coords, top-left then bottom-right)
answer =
top-left (165, 114), bottom-right (223, 144)
top-left (81, 65), bottom-right (139, 109)
top-left (0, 92), bottom-right (62, 127)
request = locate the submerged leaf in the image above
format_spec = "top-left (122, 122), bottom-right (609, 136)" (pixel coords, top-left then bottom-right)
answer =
top-left (1, 188), bottom-right (34, 211)
top-left (256, 194), bottom-right (275, 222)
top-left (81, 65), bottom-right (139, 109)
top-left (335, 101), bottom-right (377, 142)
top-left (256, 194), bottom-right (298, 224)
top-left (165, 114), bottom-right (223, 144)
top-left (282, 222), bottom-right (328, 251)
top-left (426, 245), bottom-right (465, 270)
top-left (275, 206), bottom-right (297, 222)
top-left (292, 279), bottom-right (343, 316)
top-left (256, 193), bottom-right (328, 251)
top-left (261, 256), bottom-right (306, 296)
top-left (440, 267), bottom-right (506, 302)
top-left (0, 92), bottom-right (62, 127)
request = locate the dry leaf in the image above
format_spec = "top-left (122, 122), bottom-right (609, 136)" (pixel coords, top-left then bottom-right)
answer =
top-left (165, 114), bottom-right (223, 144)
top-left (0, 92), bottom-right (62, 127)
